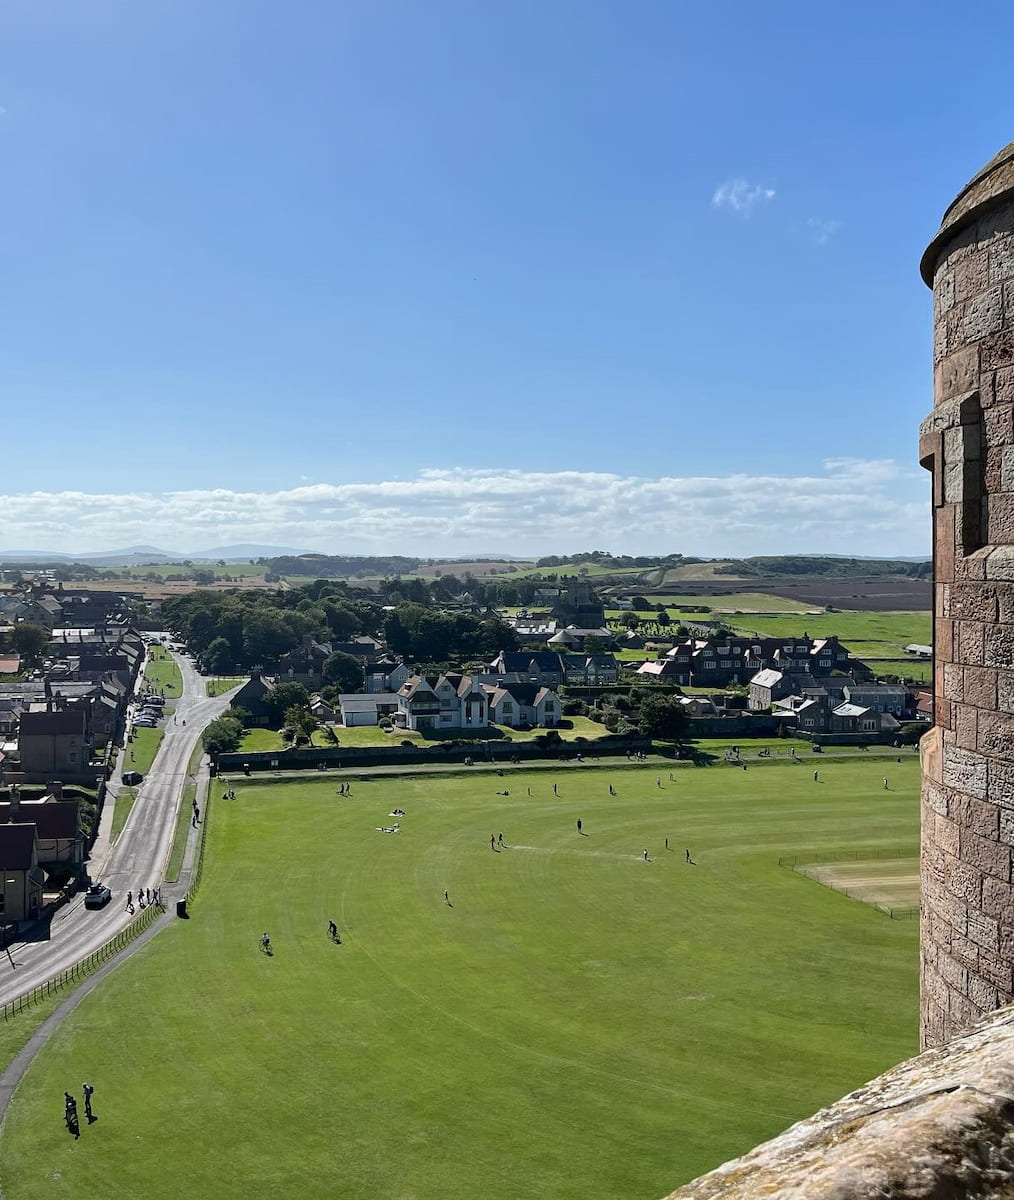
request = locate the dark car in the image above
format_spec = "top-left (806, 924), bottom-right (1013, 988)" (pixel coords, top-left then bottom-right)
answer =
top-left (84, 882), bottom-right (112, 909)
top-left (122, 770), bottom-right (144, 785)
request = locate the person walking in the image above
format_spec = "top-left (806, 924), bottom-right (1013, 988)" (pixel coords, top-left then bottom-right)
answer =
top-left (883, 777), bottom-right (889, 790)
top-left (125, 891), bottom-right (133, 912)
top-left (553, 783), bottom-right (558, 796)
top-left (685, 848), bottom-right (692, 863)
top-left (497, 832), bottom-right (504, 847)
top-left (813, 770), bottom-right (819, 782)
top-left (576, 818), bottom-right (583, 835)
top-left (609, 784), bottom-right (616, 795)
top-left (260, 932), bottom-right (271, 953)
top-left (443, 890), bottom-right (450, 905)
top-left (490, 834), bottom-right (496, 851)
top-left (665, 837), bottom-right (669, 851)
top-left (82, 1082), bottom-right (95, 1122)
top-left (328, 920), bottom-right (338, 941)
top-left (643, 849), bottom-right (650, 861)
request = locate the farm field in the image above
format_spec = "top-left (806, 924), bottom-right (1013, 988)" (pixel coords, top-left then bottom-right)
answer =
top-left (0, 758), bottom-right (920, 1200)
top-left (649, 592), bottom-right (815, 613)
top-left (652, 575), bottom-right (931, 612)
top-left (719, 609), bottom-right (930, 647)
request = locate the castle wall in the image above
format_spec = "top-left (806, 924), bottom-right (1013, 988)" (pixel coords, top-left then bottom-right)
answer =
top-left (920, 145), bottom-right (1014, 1047)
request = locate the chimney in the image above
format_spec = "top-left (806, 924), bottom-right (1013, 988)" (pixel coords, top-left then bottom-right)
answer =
top-left (47, 779), bottom-right (63, 800)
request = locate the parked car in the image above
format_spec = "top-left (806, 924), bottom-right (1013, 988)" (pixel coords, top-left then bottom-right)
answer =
top-left (133, 720), bottom-right (156, 730)
top-left (122, 770), bottom-right (143, 785)
top-left (84, 882), bottom-right (112, 909)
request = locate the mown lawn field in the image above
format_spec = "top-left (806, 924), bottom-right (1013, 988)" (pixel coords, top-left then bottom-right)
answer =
top-left (0, 758), bottom-right (920, 1200)
top-left (141, 651), bottom-right (183, 698)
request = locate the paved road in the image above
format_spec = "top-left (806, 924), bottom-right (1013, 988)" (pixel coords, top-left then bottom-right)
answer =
top-left (0, 649), bottom-right (235, 1006)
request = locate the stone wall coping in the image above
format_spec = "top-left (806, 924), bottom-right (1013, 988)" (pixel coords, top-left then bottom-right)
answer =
top-left (921, 141), bottom-right (1014, 286)
top-left (663, 1002), bottom-right (1014, 1198)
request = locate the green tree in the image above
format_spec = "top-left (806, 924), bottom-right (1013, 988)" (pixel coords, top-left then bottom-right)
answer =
top-left (284, 705), bottom-right (318, 740)
top-left (638, 694), bottom-right (689, 742)
top-left (321, 651), bottom-right (364, 693)
top-left (12, 623), bottom-right (48, 666)
top-left (655, 610), bottom-right (671, 627)
top-left (262, 681), bottom-right (311, 726)
top-left (204, 637), bottom-right (234, 674)
top-left (202, 716), bottom-right (244, 755)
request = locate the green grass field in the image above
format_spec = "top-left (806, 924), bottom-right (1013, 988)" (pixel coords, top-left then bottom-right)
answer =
top-left (109, 787), bottom-right (137, 841)
top-left (141, 652), bottom-right (183, 698)
top-left (127, 727), bottom-right (165, 775)
top-left (719, 610), bottom-right (930, 646)
top-left (0, 758), bottom-right (920, 1200)
top-left (206, 676), bottom-right (246, 697)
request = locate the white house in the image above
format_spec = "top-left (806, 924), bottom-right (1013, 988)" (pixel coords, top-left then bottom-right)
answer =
top-left (483, 683), bottom-right (560, 728)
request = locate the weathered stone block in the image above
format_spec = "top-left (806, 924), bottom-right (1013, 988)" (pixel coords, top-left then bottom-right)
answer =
top-left (975, 944), bottom-right (1014, 992)
top-left (954, 544), bottom-right (987, 580)
top-left (964, 664), bottom-right (998, 708)
top-left (936, 615), bottom-right (954, 660)
top-left (949, 584), bottom-right (998, 623)
top-left (988, 493), bottom-right (1014, 543)
top-left (947, 853), bottom-right (986, 904)
top-left (988, 757), bottom-right (1014, 807)
top-left (955, 619), bottom-right (985, 665)
top-left (942, 744), bottom-right (989, 798)
top-left (975, 708), bottom-right (1014, 756)
top-left (988, 403), bottom-right (1014, 449)
top-left (996, 584), bottom-right (1014, 622)
top-left (987, 445), bottom-right (1006, 491)
top-left (936, 344), bottom-right (981, 403)
top-left (938, 949), bottom-right (968, 992)
top-left (960, 825), bottom-right (1011, 881)
top-left (954, 251), bottom-right (990, 303)
top-left (996, 365), bottom-right (1014, 406)
top-left (1001, 808), bottom-right (1014, 847)
top-left (944, 662), bottom-right (964, 700)
top-left (964, 285), bottom-right (1004, 341)
top-left (999, 922), bottom-right (1014, 959)
top-left (985, 544), bottom-right (1014, 582)
top-left (967, 907), bottom-right (1000, 951)
top-left (952, 792), bottom-right (1000, 840)
top-left (967, 973), bottom-right (999, 1014)
top-left (951, 929), bottom-right (981, 970)
top-left (981, 326), bottom-right (1014, 372)
top-left (934, 810), bottom-right (960, 856)
top-left (984, 620), bottom-right (1014, 665)
top-left (996, 237), bottom-right (1014, 282)
top-left (981, 875), bottom-right (1014, 921)
top-left (935, 268), bottom-right (956, 312)
top-left (954, 702), bottom-right (978, 749)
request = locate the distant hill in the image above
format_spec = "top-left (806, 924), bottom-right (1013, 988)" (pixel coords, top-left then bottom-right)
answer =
top-left (0, 543), bottom-right (309, 567)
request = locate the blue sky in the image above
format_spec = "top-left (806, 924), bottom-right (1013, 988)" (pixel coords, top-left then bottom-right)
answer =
top-left (3, 0), bottom-right (1011, 557)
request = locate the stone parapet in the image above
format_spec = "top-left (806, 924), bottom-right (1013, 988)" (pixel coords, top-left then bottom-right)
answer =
top-left (663, 1002), bottom-right (1014, 1199)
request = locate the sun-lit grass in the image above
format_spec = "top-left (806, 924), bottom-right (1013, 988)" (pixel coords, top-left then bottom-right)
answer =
top-left (141, 652), bottom-right (183, 698)
top-left (205, 677), bottom-right (246, 697)
top-left (110, 787), bottom-right (137, 841)
top-left (0, 758), bottom-right (921, 1200)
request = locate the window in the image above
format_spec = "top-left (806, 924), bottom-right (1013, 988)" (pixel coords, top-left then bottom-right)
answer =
top-left (703, 661), bottom-right (716, 669)
top-left (803, 719), bottom-right (814, 727)
top-left (820, 659), bottom-right (831, 668)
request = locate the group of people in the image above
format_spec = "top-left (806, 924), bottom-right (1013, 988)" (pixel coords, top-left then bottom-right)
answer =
top-left (125, 886), bottom-right (163, 914)
top-left (62, 1083), bottom-right (95, 1137)
top-left (337, 782), bottom-right (354, 796)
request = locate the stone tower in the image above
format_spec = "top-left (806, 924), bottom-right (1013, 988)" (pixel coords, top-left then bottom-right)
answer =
top-left (920, 143), bottom-right (1014, 1048)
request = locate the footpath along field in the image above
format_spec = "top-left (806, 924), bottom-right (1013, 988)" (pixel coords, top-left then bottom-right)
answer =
top-left (0, 758), bottom-right (920, 1200)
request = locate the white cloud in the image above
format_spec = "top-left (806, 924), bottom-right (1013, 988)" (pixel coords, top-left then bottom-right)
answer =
top-left (807, 216), bottom-right (841, 246)
top-left (712, 178), bottom-right (776, 216)
top-left (0, 461), bottom-right (929, 559)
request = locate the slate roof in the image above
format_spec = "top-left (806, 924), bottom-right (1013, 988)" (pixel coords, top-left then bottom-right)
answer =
top-left (0, 800), bottom-right (79, 839)
top-left (0, 823), bottom-right (38, 869)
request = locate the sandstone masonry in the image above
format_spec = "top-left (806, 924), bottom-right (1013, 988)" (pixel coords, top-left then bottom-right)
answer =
top-left (920, 143), bottom-right (1014, 1048)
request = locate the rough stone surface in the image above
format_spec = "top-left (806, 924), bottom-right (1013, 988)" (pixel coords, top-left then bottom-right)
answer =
top-left (663, 1004), bottom-right (1014, 1199)
top-left (922, 142), bottom-right (1014, 1049)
